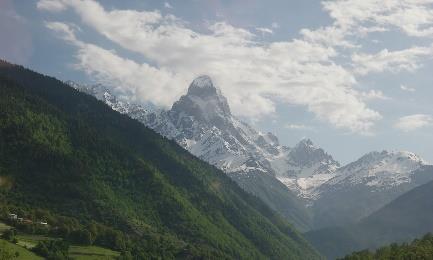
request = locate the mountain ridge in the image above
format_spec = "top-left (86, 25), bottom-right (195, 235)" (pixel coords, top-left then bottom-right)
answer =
top-left (0, 59), bottom-right (321, 259)
top-left (70, 77), bottom-right (336, 231)
top-left (306, 165), bottom-right (433, 259)
top-left (311, 149), bottom-right (432, 228)
top-left (69, 75), bottom-right (433, 231)
top-left (69, 77), bottom-right (341, 186)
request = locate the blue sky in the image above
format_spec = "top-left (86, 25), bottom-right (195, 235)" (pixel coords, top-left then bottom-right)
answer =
top-left (1, 0), bottom-right (433, 164)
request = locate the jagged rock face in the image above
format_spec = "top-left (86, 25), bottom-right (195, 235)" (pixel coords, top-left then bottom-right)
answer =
top-left (276, 139), bottom-right (340, 200)
top-left (172, 75), bottom-right (232, 124)
top-left (141, 76), bottom-right (341, 184)
top-left (146, 75), bottom-right (285, 174)
top-left (67, 77), bottom-right (340, 196)
top-left (289, 139), bottom-right (338, 173)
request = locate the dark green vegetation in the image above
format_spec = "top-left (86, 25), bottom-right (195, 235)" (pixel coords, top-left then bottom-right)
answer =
top-left (69, 245), bottom-right (119, 260)
top-left (306, 167), bottom-right (433, 259)
top-left (0, 233), bottom-right (117, 260)
top-left (0, 239), bottom-right (43, 260)
top-left (0, 60), bottom-right (320, 259)
top-left (16, 232), bottom-right (118, 260)
top-left (32, 240), bottom-right (70, 259)
top-left (229, 171), bottom-right (313, 232)
top-left (340, 233), bottom-right (433, 260)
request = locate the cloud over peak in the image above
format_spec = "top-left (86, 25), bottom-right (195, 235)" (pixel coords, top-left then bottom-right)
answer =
top-left (395, 114), bottom-right (433, 132)
top-left (38, 0), bottom-right (433, 135)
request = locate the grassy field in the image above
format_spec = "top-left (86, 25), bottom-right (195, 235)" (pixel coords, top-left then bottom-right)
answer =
top-left (0, 221), bottom-right (119, 259)
top-left (16, 234), bottom-right (120, 259)
top-left (69, 245), bottom-right (120, 260)
top-left (0, 239), bottom-right (43, 260)
top-left (0, 222), bottom-right (11, 234)
top-left (16, 234), bottom-right (55, 248)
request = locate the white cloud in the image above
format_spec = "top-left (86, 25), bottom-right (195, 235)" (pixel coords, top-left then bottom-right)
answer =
top-left (352, 46), bottom-right (433, 75)
top-left (360, 90), bottom-right (390, 101)
top-left (395, 114), bottom-right (433, 132)
top-left (45, 21), bottom-right (80, 43)
top-left (300, 26), bottom-right (355, 48)
top-left (255, 27), bottom-right (273, 35)
top-left (164, 2), bottom-right (172, 9)
top-left (322, 0), bottom-right (433, 38)
top-left (285, 124), bottom-right (312, 130)
top-left (300, 0), bottom-right (433, 82)
top-left (37, 0), bottom-right (66, 12)
top-left (44, 21), bottom-right (187, 106)
top-left (38, 0), bottom-right (433, 134)
top-left (400, 84), bottom-right (416, 92)
top-left (39, 0), bottom-right (384, 134)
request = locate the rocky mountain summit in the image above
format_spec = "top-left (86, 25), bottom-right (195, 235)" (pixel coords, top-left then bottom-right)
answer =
top-left (69, 76), bottom-right (433, 230)
top-left (70, 76), bottom-right (337, 182)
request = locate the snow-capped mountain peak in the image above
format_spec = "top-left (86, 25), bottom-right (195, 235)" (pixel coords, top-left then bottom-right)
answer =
top-left (296, 138), bottom-right (315, 148)
top-left (312, 150), bottom-right (432, 228)
top-left (325, 150), bottom-right (427, 189)
top-left (68, 78), bottom-right (433, 230)
top-left (275, 138), bottom-right (340, 199)
top-left (69, 78), bottom-right (432, 205)
top-left (187, 75), bottom-right (219, 94)
top-left (171, 75), bottom-right (231, 124)
top-left (289, 139), bottom-right (339, 171)
top-left (340, 150), bottom-right (425, 175)
top-left (68, 77), bottom-right (337, 180)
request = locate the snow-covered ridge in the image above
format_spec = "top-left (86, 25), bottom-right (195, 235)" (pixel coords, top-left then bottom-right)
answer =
top-left (66, 80), bottom-right (150, 118)
top-left (298, 150), bottom-right (429, 200)
top-left (67, 77), bottom-right (431, 202)
top-left (67, 78), bottom-right (339, 195)
top-left (326, 150), bottom-right (427, 188)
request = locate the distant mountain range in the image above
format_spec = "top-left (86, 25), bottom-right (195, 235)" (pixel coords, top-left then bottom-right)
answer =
top-left (306, 165), bottom-right (433, 259)
top-left (311, 150), bottom-right (431, 229)
top-left (361, 167), bottom-right (433, 243)
top-left (69, 76), bottom-right (433, 232)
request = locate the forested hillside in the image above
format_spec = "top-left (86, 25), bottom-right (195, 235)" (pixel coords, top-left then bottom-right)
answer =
top-left (340, 233), bottom-right (433, 260)
top-left (0, 60), bottom-right (320, 259)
